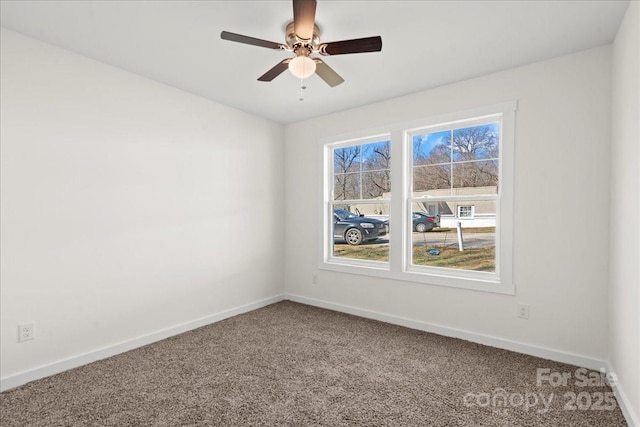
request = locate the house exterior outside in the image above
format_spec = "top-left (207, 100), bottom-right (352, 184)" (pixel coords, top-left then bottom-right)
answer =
top-left (346, 186), bottom-right (497, 228)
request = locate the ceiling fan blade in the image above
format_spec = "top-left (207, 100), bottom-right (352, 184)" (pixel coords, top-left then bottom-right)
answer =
top-left (320, 36), bottom-right (382, 56)
top-left (293, 0), bottom-right (317, 40)
top-left (314, 59), bottom-right (344, 87)
top-left (258, 59), bottom-right (291, 82)
top-left (221, 31), bottom-right (283, 50)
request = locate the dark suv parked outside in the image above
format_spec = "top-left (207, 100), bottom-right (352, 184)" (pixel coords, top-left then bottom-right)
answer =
top-left (412, 212), bottom-right (440, 232)
top-left (333, 209), bottom-right (387, 245)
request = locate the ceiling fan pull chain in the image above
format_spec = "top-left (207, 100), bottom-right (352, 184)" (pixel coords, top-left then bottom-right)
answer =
top-left (299, 79), bottom-right (306, 101)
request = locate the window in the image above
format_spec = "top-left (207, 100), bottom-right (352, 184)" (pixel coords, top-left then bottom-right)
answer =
top-left (329, 138), bottom-right (391, 264)
top-left (409, 120), bottom-right (498, 273)
top-left (321, 102), bottom-right (516, 294)
top-left (458, 206), bottom-right (474, 218)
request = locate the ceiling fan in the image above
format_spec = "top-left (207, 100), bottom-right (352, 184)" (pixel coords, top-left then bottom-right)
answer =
top-left (220, 0), bottom-right (382, 87)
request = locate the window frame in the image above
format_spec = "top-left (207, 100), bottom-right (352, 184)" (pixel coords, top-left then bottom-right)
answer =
top-left (319, 101), bottom-right (517, 294)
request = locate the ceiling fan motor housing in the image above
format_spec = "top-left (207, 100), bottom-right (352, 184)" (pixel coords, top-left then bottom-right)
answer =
top-left (286, 21), bottom-right (320, 56)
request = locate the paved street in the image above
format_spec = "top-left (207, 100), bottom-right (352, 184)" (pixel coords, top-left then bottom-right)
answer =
top-left (354, 231), bottom-right (495, 249)
top-left (412, 230), bottom-right (495, 249)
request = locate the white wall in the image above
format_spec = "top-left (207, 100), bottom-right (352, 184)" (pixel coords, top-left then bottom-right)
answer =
top-left (285, 46), bottom-right (612, 361)
top-left (610, 1), bottom-right (640, 424)
top-left (0, 29), bottom-right (284, 382)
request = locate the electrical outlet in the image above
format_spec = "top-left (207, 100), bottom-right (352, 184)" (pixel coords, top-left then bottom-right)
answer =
top-left (18, 322), bottom-right (35, 342)
top-left (517, 304), bottom-right (530, 320)
top-left (311, 273), bottom-right (318, 285)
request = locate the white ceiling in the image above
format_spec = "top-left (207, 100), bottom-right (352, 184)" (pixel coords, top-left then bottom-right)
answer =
top-left (0, 0), bottom-right (629, 124)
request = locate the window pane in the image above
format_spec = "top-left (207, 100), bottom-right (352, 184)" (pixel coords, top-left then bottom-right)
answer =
top-left (333, 146), bottom-right (361, 173)
top-left (333, 141), bottom-right (391, 201)
top-left (413, 131), bottom-right (451, 166)
top-left (411, 201), bottom-right (450, 217)
top-left (452, 160), bottom-right (499, 193)
top-left (332, 203), bottom-right (389, 262)
top-left (452, 123), bottom-right (499, 162)
top-left (411, 199), bottom-right (496, 272)
top-left (362, 170), bottom-right (391, 199)
top-left (413, 164), bottom-right (451, 193)
top-left (333, 173), bottom-right (360, 200)
top-left (362, 141), bottom-right (391, 171)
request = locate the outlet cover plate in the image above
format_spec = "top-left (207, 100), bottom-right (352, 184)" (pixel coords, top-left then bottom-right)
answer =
top-left (517, 304), bottom-right (530, 320)
top-left (18, 322), bottom-right (35, 342)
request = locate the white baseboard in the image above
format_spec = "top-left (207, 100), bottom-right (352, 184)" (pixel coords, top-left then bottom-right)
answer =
top-left (3, 293), bottom-right (637, 427)
top-left (286, 294), bottom-right (640, 426)
top-left (605, 362), bottom-right (640, 427)
top-left (285, 294), bottom-right (607, 370)
top-left (0, 294), bottom-right (286, 392)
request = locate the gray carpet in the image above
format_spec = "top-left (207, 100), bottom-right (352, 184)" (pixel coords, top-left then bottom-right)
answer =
top-left (0, 301), bottom-right (628, 426)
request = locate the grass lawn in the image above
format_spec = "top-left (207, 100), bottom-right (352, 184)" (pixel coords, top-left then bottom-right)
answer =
top-left (413, 246), bottom-right (495, 271)
top-left (333, 245), bottom-right (389, 262)
top-left (334, 243), bottom-right (495, 271)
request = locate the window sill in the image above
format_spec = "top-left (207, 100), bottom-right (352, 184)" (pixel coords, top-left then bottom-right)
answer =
top-left (319, 260), bottom-right (515, 295)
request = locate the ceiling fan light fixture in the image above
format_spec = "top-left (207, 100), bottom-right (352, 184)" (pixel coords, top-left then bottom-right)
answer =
top-left (288, 56), bottom-right (316, 79)
top-left (221, 0), bottom-right (382, 86)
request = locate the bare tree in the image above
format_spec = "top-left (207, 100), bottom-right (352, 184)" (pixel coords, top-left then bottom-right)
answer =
top-left (413, 125), bottom-right (499, 191)
top-left (333, 146), bottom-right (360, 200)
top-left (450, 126), bottom-right (498, 188)
top-left (413, 164), bottom-right (452, 192)
top-left (362, 141), bottom-right (391, 198)
top-left (451, 126), bottom-right (498, 161)
top-left (333, 142), bottom-right (392, 201)
top-left (413, 135), bottom-right (451, 191)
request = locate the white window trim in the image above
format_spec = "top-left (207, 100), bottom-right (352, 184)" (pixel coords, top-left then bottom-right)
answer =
top-left (319, 101), bottom-right (517, 295)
